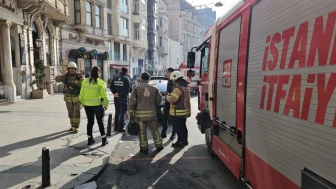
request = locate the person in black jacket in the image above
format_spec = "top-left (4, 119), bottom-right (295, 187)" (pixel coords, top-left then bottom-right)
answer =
top-left (161, 68), bottom-right (176, 140)
top-left (110, 67), bottom-right (131, 132)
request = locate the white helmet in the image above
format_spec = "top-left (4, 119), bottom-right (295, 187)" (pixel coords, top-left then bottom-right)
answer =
top-left (170, 71), bottom-right (183, 81)
top-left (67, 62), bottom-right (77, 69)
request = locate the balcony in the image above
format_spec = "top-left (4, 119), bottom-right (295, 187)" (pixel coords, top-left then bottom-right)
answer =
top-left (18, 0), bottom-right (69, 23)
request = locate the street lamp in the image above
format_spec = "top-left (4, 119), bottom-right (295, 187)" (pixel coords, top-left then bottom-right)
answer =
top-left (28, 38), bottom-right (43, 51)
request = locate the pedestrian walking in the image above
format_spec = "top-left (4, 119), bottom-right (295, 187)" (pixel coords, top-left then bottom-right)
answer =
top-left (55, 62), bottom-right (84, 133)
top-left (166, 71), bottom-right (191, 148)
top-left (110, 67), bottom-right (131, 132)
top-left (79, 66), bottom-right (110, 146)
top-left (128, 72), bottom-right (164, 154)
top-left (161, 67), bottom-right (177, 140)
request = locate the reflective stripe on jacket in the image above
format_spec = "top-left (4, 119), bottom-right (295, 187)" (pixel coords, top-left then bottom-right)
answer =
top-left (166, 83), bottom-right (191, 118)
top-left (128, 81), bottom-right (162, 121)
top-left (79, 78), bottom-right (109, 107)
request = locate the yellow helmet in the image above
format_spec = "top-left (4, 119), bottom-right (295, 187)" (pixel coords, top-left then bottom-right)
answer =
top-left (67, 62), bottom-right (77, 69)
top-left (170, 71), bottom-right (183, 81)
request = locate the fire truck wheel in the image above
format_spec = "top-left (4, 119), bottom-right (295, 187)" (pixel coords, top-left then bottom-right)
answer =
top-left (205, 127), bottom-right (216, 157)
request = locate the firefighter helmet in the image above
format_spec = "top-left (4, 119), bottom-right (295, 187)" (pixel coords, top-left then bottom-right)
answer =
top-left (170, 71), bottom-right (183, 81)
top-left (67, 62), bottom-right (77, 69)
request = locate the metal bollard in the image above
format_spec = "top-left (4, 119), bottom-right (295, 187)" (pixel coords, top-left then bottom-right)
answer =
top-left (42, 147), bottom-right (50, 187)
top-left (107, 113), bottom-right (112, 136)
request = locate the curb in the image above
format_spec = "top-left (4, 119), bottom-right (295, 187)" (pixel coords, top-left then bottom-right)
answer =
top-left (76, 132), bottom-right (125, 188)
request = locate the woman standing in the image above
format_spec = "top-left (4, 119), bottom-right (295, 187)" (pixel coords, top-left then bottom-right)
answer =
top-left (79, 66), bottom-right (110, 146)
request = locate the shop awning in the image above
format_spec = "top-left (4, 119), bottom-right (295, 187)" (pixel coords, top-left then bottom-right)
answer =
top-left (110, 65), bottom-right (129, 70)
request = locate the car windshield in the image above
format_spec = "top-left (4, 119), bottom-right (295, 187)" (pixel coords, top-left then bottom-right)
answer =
top-left (151, 76), bottom-right (168, 80)
top-left (154, 82), bottom-right (167, 95)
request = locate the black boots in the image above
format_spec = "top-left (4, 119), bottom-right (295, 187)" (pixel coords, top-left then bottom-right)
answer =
top-left (88, 138), bottom-right (95, 145)
top-left (102, 137), bottom-right (109, 146)
top-left (140, 148), bottom-right (149, 154)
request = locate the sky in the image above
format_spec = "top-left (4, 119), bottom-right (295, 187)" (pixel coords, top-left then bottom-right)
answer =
top-left (185, 0), bottom-right (240, 19)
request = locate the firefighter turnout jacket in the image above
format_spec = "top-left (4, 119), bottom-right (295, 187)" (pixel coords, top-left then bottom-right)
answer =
top-left (166, 79), bottom-right (191, 117)
top-left (110, 73), bottom-right (131, 101)
top-left (128, 81), bottom-right (162, 121)
top-left (79, 78), bottom-right (109, 108)
top-left (55, 73), bottom-right (84, 102)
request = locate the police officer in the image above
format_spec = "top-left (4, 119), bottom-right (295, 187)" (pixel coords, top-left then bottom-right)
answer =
top-left (110, 67), bottom-right (131, 132)
top-left (55, 62), bottom-right (84, 133)
top-left (128, 72), bottom-right (164, 154)
top-left (166, 71), bottom-right (191, 148)
top-left (161, 68), bottom-right (176, 140)
top-left (79, 66), bottom-right (109, 146)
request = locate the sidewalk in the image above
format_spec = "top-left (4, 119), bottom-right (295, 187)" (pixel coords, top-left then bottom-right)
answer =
top-left (0, 92), bottom-right (122, 189)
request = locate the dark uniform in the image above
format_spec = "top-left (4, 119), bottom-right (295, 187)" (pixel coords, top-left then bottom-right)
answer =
top-left (110, 73), bottom-right (131, 131)
top-left (166, 78), bottom-right (191, 147)
top-left (128, 80), bottom-right (163, 153)
top-left (55, 72), bottom-right (84, 131)
top-left (161, 79), bottom-right (176, 138)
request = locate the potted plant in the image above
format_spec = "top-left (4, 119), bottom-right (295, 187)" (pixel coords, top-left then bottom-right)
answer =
top-left (31, 59), bottom-right (48, 99)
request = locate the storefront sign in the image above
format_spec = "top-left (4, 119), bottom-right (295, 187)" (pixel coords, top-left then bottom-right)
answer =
top-left (138, 59), bottom-right (144, 68)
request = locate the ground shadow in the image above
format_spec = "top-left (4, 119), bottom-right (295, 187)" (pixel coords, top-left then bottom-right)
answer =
top-left (0, 130), bottom-right (70, 159)
top-left (94, 144), bottom-right (246, 189)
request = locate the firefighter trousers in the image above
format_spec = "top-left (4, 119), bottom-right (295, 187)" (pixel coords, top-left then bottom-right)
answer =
top-left (65, 97), bottom-right (81, 128)
top-left (172, 117), bottom-right (188, 144)
top-left (138, 119), bottom-right (163, 150)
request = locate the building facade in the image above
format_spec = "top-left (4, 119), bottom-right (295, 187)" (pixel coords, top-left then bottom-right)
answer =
top-left (167, 0), bottom-right (216, 66)
top-left (61, 0), bottom-right (109, 81)
top-left (146, 0), bottom-right (157, 75)
top-left (130, 0), bottom-right (148, 78)
top-left (0, 0), bottom-right (68, 102)
top-left (155, 0), bottom-right (168, 75)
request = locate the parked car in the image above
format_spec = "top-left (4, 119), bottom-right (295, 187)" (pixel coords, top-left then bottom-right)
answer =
top-left (153, 82), bottom-right (168, 119)
top-left (149, 76), bottom-right (168, 85)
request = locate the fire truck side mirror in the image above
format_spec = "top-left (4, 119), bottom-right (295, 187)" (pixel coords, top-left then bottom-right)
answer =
top-left (187, 52), bottom-right (195, 68)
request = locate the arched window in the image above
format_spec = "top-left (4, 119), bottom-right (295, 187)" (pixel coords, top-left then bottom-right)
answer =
top-left (10, 36), bottom-right (16, 67)
top-left (32, 22), bottom-right (39, 61)
top-left (45, 28), bottom-right (51, 65)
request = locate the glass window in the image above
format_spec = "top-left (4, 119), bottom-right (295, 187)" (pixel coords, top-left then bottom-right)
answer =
top-left (107, 14), bottom-right (112, 35)
top-left (134, 0), bottom-right (139, 12)
top-left (107, 0), bottom-right (112, 9)
top-left (74, 0), bottom-right (81, 24)
top-left (10, 36), bottom-right (15, 67)
top-left (159, 17), bottom-right (162, 27)
top-left (120, 18), bottom-right (128, 37)
top-left (154, 1), bottom-right (156, 12)
top-left (45, 28), bottom-right (51, 66)
top-left (97, 59), bottom-right (103, 76)
top-left (84, 59), bottom-right (91, 75)
top-left (86, 2), bottom-right (92, 25)
top-left (154, 18), bottom-right (157, 30)
top-left (123, 44), bottom-right (127, 61)
top-left (95, 6), bottom-right (101, 28)
top-left (121, 0), bottom-right (128, 13)
top-left (159, 36), bottom-right (162, 47)
top-left (114, 42), bottom-right (120, 60)
top-left (154, 34), bottom-right (156, 45)
top-left (134, 23), bottom-right (139, 40)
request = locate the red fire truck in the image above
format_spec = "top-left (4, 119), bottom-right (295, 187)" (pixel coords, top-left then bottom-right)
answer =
top-left (187, 0), bottom-right (336, 188)
top-left (179, 63), bottom-right (200, 94)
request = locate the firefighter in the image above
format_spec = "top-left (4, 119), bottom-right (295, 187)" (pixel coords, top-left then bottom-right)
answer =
top-left (161, 67), bottom-right (177, 140)
top-left (110, 67), bottom-right (131, 132)
top-left (55, 62), bottom-right (84, 133)
top-left (128, 72), bottom-right (164, 154)
top-left (79, 66), bottom-right (109, 146)
top-left (166, 70), bottom-right (191, 148)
